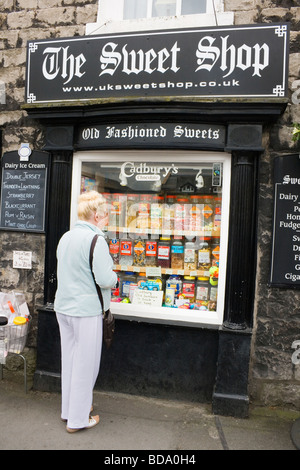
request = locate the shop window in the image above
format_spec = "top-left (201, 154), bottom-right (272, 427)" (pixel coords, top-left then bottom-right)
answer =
top-left (71, 151), bottom-right (231, 326)
top-left (124, 0), bottom-right (207, 19)
top-left (90, 0), bottom-right (232, 29)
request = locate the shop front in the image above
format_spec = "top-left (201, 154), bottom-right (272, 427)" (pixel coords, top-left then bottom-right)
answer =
top-left (20, 23), bottom-right (289, 417)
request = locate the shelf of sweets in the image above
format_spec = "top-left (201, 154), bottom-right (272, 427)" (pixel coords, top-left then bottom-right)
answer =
top-left (113, 264), bottom-right (211, 278)
top-left (106, 227), bottom-right (221, 238)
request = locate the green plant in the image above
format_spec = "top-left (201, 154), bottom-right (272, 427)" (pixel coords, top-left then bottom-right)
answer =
top-left (292, 123), bottom-right (300, 142)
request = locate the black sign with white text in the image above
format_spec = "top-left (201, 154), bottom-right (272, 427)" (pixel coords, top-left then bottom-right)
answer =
top-left (0, 151), bottom-right (49, 233)
top-left (25, 23), bottom-right (289, 105)
top-left (270, 155), bottom-right (300, 287)
top-left (76, 122), bottom-right (226, 149)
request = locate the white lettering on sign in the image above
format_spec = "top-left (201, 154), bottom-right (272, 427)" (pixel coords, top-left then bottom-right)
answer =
top-left (195, 35), bottom-right (269, 78)
top-left (282, 175), bottom-right (300, 185)
top-left (118, 161), bottom-right (178, 187)
top-left (173, 125), bottom-right (220, 140)
top-left (82, 128), bottom-right (100, 140)
top-left (279, 193), bottom-right (298, 203)
top-left (41, 38), bottom-right (270, 85)
top-left (106, 125), bottom-right (166, 140)
top-left (42, 46), bottom-right (86, 85)
top-left (80, 124), bottom-right (222, 142)
top-left (99, 42), bottom-right (180, 77)
top-left (120, 162), bottom-right (178, 179)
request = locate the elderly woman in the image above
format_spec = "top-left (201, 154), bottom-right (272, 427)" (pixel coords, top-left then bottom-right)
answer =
top-left (54, 190), bottom-right (118, 433)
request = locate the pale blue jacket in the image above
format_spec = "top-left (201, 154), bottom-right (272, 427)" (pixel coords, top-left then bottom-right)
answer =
top-left (54, 221), bottom-right (117, 317)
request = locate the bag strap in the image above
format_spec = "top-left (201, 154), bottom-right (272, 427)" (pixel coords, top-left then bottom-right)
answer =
top-left (89, 234), bottom-right (105, 315)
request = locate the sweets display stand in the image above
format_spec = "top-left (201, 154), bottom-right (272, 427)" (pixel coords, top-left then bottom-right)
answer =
top-left (0, 316), bottom-right (32, 393)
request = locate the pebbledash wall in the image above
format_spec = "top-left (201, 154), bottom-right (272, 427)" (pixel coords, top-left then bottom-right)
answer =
top-left (0, 0), bottom-right (300, 411)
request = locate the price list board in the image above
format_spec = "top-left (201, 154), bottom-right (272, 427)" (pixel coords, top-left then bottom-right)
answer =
top-left (0, 151), bottom-right (49, 233)
top-left (270, 154), bottom-right (300, 287)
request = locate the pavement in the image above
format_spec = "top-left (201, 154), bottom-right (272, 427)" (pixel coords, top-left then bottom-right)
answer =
top-left (0, 373), bottom-right (300, 452)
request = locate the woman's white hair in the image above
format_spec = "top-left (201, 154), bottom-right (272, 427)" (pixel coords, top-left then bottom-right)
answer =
top-left (77, 190), bottom-right (107, 221)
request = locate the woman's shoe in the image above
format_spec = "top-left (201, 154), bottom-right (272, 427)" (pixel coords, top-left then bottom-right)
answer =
top-left (62, 406), bottom-right (94, 423)
top-left (66, 415), bottom-right (100, 433)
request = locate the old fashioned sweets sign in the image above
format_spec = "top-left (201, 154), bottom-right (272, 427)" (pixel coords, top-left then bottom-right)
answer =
top-left (25, 24), bottom-right (289, 104)
top-left (0, 151), bottom-right (49, 232)
top-left (271, 155), bottom-right (300, 287)
top-left (77, 123), bottom-right (226, 149)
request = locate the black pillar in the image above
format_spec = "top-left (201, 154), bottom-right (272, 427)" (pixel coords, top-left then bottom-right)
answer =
top-left (34, 147), bottom-right (73, 391)
top-left (213, 151), bottom-right (258, 417)
top-left (44, 150), bottom-right (73, 304)
top-left (224, 151), bottom-right (258, 330)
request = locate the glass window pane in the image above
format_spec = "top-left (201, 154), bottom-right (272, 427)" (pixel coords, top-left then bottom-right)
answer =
top-left (182, 0), bottom-right (207, 15)
top-left (80, 158), bottom-right (223, 315)
top-left (152, 0), bottom-right (176, 17)
top-left (124, 0), bottom-right (147, 19)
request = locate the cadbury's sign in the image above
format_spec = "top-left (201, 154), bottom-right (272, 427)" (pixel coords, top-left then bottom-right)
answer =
top-left (25, 23), bottom-right (289, 104)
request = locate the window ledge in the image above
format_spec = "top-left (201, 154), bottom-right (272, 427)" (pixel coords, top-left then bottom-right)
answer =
top-left (86, 12), bottom-right (234, 36)
top-left (111, 302), bottom-right (223, 328)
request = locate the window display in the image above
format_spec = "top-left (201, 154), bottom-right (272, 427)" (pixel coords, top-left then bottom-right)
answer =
top-left (71, 151), bottom-right (230, 325)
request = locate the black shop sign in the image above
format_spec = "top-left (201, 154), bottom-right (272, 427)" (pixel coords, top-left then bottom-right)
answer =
top-left (270, 155), bottom-right (300, 287)
top-left (25, 23), bottom-right (289, 105)
top-left (0, 151), bottom-right (49, 233)
top-left (76, 122), bottom-right (226, 149)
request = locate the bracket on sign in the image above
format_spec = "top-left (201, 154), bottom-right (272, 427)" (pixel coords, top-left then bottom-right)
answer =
top-left (18, 143), bottom-right (32, 162)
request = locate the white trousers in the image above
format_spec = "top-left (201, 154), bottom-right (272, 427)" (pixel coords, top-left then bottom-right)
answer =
top-left (56, 313), bottom-right (102, 429)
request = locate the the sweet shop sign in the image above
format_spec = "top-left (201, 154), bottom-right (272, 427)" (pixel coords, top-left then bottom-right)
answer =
top-left (25, 23), bottom-right (289, 104)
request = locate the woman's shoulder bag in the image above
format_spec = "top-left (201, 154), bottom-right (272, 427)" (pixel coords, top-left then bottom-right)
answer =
top-left (89, 234), bottom-right (115, 349)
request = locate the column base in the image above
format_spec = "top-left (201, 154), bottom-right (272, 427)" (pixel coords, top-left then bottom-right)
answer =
top-left (212, 392), bottom-right (249, 418)
top-left (212, 328), bottom-right (252, 418)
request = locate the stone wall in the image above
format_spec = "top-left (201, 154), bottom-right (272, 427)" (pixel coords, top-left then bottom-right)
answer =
top-left (1, 0), bottom-right (98, 154)
top-left (0, 0), bottom-right (98, 361)
top-left (0, 0), bottom-right (300, 407)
